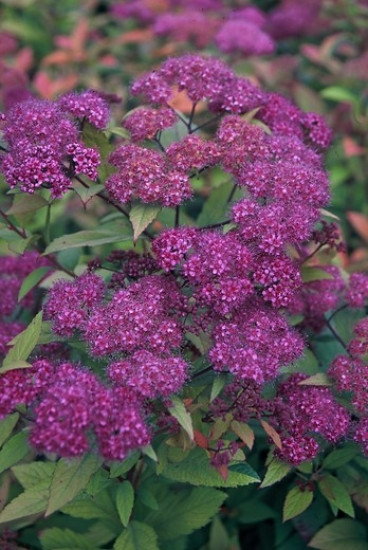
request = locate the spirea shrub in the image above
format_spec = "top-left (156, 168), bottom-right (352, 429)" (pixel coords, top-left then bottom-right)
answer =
top-left (0, 53), bottom-right (368, 549)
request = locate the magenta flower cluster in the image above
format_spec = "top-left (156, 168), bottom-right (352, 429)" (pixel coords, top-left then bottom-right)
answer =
top-left (0, 90), bottom-right (109, 196)
top-left (2, 52), bottom-right (367, 468)
top-left (112, 0), bottom-right (323, 55)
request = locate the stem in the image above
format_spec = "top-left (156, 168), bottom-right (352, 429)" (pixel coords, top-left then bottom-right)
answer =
top-left (175, 206), bottom-right (180, 228)
top-left (0, 144), bottom-right (8, 153)
top-left (0, 208), bottom-right (76, 278)
top-left (192, 365), bottom-right (213, 379)
top-left (326, 304), bottom-right (348, 324)
top-left (74, 175), bottom-right (154, 241)
top-left (201, 219), bottom-right (232, 230)
top-left (226, 183), bottom-right (237, 204)
top-left (301, 243), bottom-right (324, 264)
top-left (324, 317), bottom-right (351, 356)
top-left (190, 114), bottom-right (222, 134)
top-left (188, 101), bottom-right (197, 132)
top-left (0, 209), bottom-right (26, 238)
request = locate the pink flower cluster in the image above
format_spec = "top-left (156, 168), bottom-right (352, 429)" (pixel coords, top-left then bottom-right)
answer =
top-left (1, 91), bottom-right (109, 196)
top-left (0, 360), bottom-right (150, 460)
top-left (112, 1), bottom-right (324, 56)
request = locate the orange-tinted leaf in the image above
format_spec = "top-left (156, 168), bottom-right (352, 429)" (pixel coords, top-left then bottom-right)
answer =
top-left (168, 88), bottom-right (206, 114)
top-left (33, 72), bottom-right (78, 99)
top-left (117, 29), bottom-right (154, 45)
top-left (42, 51), bottom-right (76, 66)
top-left (347, 211), bottom-right (368, 243)
top-left (260, 420), bottom-right (282, 450)
top-left (231, 421), bottom-right (255, 450)
top-left (343, 136), bottom-right (365, 157)
top-left (14, 47), bottom-right (33, 72)
top-left (194, 430), bottom-right (209, 450)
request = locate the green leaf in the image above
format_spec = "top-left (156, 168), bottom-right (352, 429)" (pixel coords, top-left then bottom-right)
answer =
top-left (61, 491), bottom-right (121, 531)
top-left (82, 121), bottom-right (114, 182)
top-left (0, 413), bottom-right (19, 448)
top-left (129, 203), bottom-right (160, 243)
top-left (137, 488), bottom-right (159, 511)
top-left (73, 181), bottom-right (104, 204)
top-left (261, 459), bottom-right (292, 488)
top-left (44, 226), bottom-right (131, 254)
top-left (109, 452), bottom-right (140, 478)
top-left (114, 521), bottom-right (159, 550)
top-left (0, 487), bottom-right (49, 524)
top-left (210, 375), bottom-right (226, 402)
top-left (298, 373), bottom-right (332, 386)
top-left (46, 454), bottom-right (102, 516)
top-left (309, 519), bottom-right (368, 550)
top-left (302, 267), bottom-right (335, 283)
top-left (318, 474), bottom-right (355, 517)
top-left (18, 266), bottom-right (52, 301)
top-left (145, 487), bottom-right (226, 540)
top-left (12, 462), bottom-right (56, 490)
top-left (283, 486), bottom-right (314, 522)
top-left (321, 87), bottom-right (358, 104)
top-left (142, 445), bottom-right (158, 462)
top-left (40, 527), bottom-right (99, 550)
top-left (197, 181), bottom-right (239, 227)
top-left (228, 462), bottom-right (260, 481)
top-left (209, 516), bottom-right (230, 550)
top-left (163, 447), bottom-right (260, 487)
top-left (116, 481), bottom-right (134, 527)
top-left (6, 194), bottom-right (48, 217)
top-left (168, 396), bottom-right (194, 441)
top-left (323, 445), bottom-right (359, 470)
top-left (0, 431), bottom-right (30, 475)
top-left (1, 311), bottom-right (43, 370)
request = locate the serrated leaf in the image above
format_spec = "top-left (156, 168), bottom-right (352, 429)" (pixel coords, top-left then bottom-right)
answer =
top-left (298, 373), bottom-right (332, 386)
top-left (116, 481), bottom-right (134, 527)
top-left (46, 454), bottom-right (102, 516)
top-left (12, 462), bottom-right (56, 490)
top-left (168, 396), bottom-right (194, 441)
top-left (0, 487), bottom-right (49, 524)
top-left (129, 203), bottom-right (160, 243)
top-left (283, 486), bottom-right (314, 522)
top-left (302, 267), bottom-right (335, 282)
top-left (318, 474), bottom-right (355, 517)
top-left (40, 527), bottom-right (99, 550)
top-left (260, 420), bottom-right (282, 449)
top-left (163, 447), bottom-right (260, 487)
top-left (231, 421), bottom-right (254, 450)
top-left (228, 462), bottom-right (260, 481)
top-left (44, 226), bottom-right (131, 254)
top-left (1, 311), bottom-right (42, 369)
top-left (145, 487), bottom-right (226, 540)
top-left (308, 519), bottom-right (368, 550)
top-left (261, 459), bottom-right (291, 488)
top-left (114, 521), bottom-right (159, 550)
top-left (18, 266), bottom-right (52, 301)
top-left (0, 431), bottom-right (30, 475)
top-left (61, 490), bottom-right (121, 532)
top-left (0, 414), bottom-right (19, 448)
